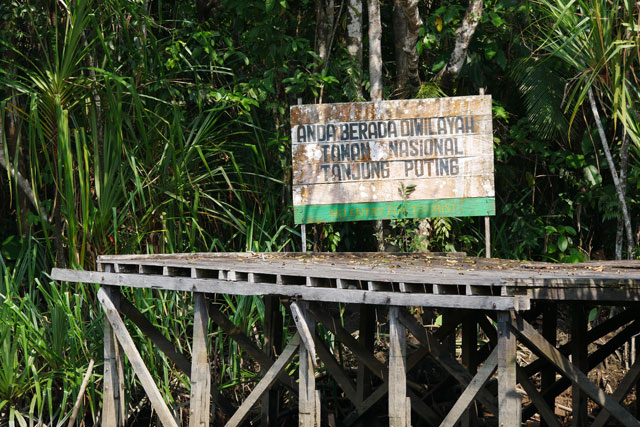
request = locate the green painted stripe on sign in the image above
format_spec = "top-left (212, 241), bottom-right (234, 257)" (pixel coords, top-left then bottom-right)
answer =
top-left (294, 197), bottom-right (495, 224)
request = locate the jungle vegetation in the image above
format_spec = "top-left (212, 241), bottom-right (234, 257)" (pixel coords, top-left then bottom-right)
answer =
top-left (0, 0), bottom-right (639, 424)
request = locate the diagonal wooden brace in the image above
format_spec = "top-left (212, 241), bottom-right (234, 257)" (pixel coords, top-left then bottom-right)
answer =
top-left (439, 348), bottom-right (498, 427)
top-left (98, 287), bottom-right (179, 427)
top-left (224, 334), bottom-right (301, 427)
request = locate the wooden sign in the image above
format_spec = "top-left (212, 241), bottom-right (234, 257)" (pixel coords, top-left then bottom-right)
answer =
top-left (290, 96), bottom-right (495, 224)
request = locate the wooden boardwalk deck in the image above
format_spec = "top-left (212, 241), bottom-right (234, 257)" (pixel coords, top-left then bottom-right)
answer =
top-left (51, 253), bottom-right (640, 427)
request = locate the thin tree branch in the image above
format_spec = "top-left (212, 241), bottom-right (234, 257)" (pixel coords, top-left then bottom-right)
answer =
top-left (588, 87), bottom-right (634, 254)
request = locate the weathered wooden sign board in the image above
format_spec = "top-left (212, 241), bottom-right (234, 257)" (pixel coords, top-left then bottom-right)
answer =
top-left (290, 96), bottom-right (495, 224)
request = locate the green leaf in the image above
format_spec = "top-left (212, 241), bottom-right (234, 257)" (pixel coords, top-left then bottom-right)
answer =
top-left (583, 165), bottom-right (602, 187)
top-left (558, 235), bottom-right (568, 252)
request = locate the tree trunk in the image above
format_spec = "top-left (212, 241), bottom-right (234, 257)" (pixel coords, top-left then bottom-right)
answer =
top-left (393, 0), bottom-right (409, 96)
top-left (403, 0), bottom-right (422, 88)
top-left (368, 0), bottom-right (383, 101)
top-left (347, 0), bottom-right (363, 99)
top-left (588, 88), bottom-right (634, 256)
top-left (616, 131), bottom-right (630, 259)
top-left (315, 0), bottom-right (334, 65)
top-left (368, 0), bottom-right (384, 250)
top-left (438, 0), bottom-right (483, 92)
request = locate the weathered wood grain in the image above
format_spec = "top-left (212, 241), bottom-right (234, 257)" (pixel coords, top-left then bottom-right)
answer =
top-left (389, 307), bottom-right (409, 427)
top-left (189, 293), bottom-right (210, 427)
top-left (102, 286), bottom-right (123, 427)
top-left (297, 303), bottom-right (318, 427)
top-left (497, 311), bottom-right (520, 427)
top-left (290, 302), bottom-right (317, 368)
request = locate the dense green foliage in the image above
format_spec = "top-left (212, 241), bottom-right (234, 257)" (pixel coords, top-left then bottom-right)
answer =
top-left (0, 0), bottom-right (639, 424)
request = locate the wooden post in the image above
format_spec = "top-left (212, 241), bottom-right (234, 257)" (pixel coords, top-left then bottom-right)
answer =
top-left (189, 293), bottom-right (210, 427)
top-left (357, 305), bottom-right (375, 408)
top-left (461, 311), bottom-right (478, 427)
top-left (541, 302), bottom-right (557, 427)
top-left (571, 304), bottom-right (588, 426)
top-left (389, 307), bottom-right (409, 427)
top-left (298, 302), bottom-right (318, 426)
top-left (497, 311), bottom-right (520, 427)
top-left (441, 309), bottom-right (458, 357)
top-left (98, 288), bottom-right (179, 427)
top-left (261, 296), bottom-right (282, 426)
top-left (478, 88), bottom-right (491, 259)
top-left (297, 97), bottom-right (307, 253)
top-left (103, 285), bottom-right (125, 427)
top-left (636, 333), bottom-right (640, 420)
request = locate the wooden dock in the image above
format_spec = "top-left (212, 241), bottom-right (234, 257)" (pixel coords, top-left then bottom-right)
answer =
top-left (51, 252), bottom-right (640, 426)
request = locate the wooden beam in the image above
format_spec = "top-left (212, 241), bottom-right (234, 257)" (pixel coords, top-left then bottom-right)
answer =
top-left (224, 334), bottom-right (300, 427)
top-left (261, 295), bottom-right (282, 427)
top-left (102, 286), bottom-right (124, 427)
top-left (357, 304), bottom-right (375, 411)
top-left (52, 269), bottom-right (524, 310)
top-left (98, 287), bottom-right (179, 427)
top-left (461, 311), bottom-right (478, 427)
top-left (571, 304), bottom-right (588, 426)
top-left (291, 302), bottom-right (318, 368)
top-left (511, 314), bottom-right (640, 427)
top-left (298, 303), bottom-right (318, 426)
top-left (540, 302), bottom-right (557, 427)
top-left (438, 348), bottom-right (497, 427)
top-left (189, 293), bottom-right (210, 427)
top-left (389, 307), bottom-right (409, 427)
top-left (497, 311), bottom-right (520, 427)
